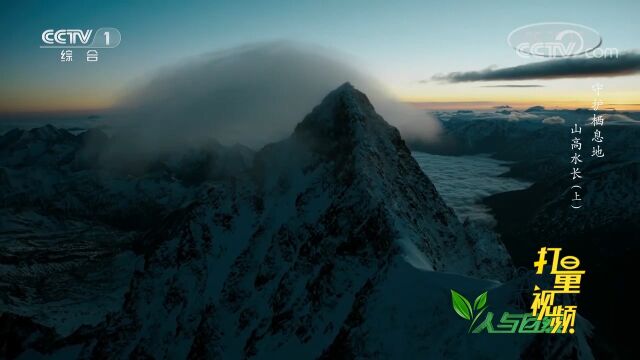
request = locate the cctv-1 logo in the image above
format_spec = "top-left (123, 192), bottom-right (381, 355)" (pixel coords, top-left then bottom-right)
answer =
top-left (41, 28), bottom-right (121, 48)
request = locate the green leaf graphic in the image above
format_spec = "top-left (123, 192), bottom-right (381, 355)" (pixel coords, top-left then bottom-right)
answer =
top-left (450, 290), bottom-right (473, 320)
top-left (473, 291), bottom-right (487, 311)
top-left (469, 307), bottom-right (487, 333)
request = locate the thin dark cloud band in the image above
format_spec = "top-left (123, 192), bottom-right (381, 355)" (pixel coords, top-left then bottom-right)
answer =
top-left (431, 52), bottom-right (640, 82)
top-left (480, 84), bottom-right (545, 88)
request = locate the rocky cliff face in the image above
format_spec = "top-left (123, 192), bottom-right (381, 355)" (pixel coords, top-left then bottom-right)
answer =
top-left (0, 123), bottom-right (254, 340)
top-left (4, 84), bottom-right (593, 359)
top-left (40, 83), bottom-right (586, 359)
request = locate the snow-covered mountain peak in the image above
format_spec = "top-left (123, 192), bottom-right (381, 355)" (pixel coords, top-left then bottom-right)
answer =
top-left (293, 82), bottom-right (387, 148)
top-left (26, 124), bottom-right (76, 143)
top-left (5, 84), bottom-right (593, 359)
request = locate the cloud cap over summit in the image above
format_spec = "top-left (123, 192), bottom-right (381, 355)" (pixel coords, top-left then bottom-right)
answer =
top-left (112, 42), bottom-right (440, 151)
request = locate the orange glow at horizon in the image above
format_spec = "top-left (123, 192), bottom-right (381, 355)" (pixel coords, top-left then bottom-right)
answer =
top-left (1, 85), bottom-right (638, 113)
top-left (397, 89), bottom-right (640, 111)
top-left (0, 90), bottom-right (117, 114)
top-left (404, 100), bottom-right (640, 111)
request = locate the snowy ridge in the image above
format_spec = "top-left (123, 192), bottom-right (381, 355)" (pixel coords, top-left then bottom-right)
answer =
top-left (8, 84), bottom-right (593, 359)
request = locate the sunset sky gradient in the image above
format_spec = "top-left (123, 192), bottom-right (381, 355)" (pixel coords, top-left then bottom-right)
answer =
top-left (1, 0), bottom-right (638, 114)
